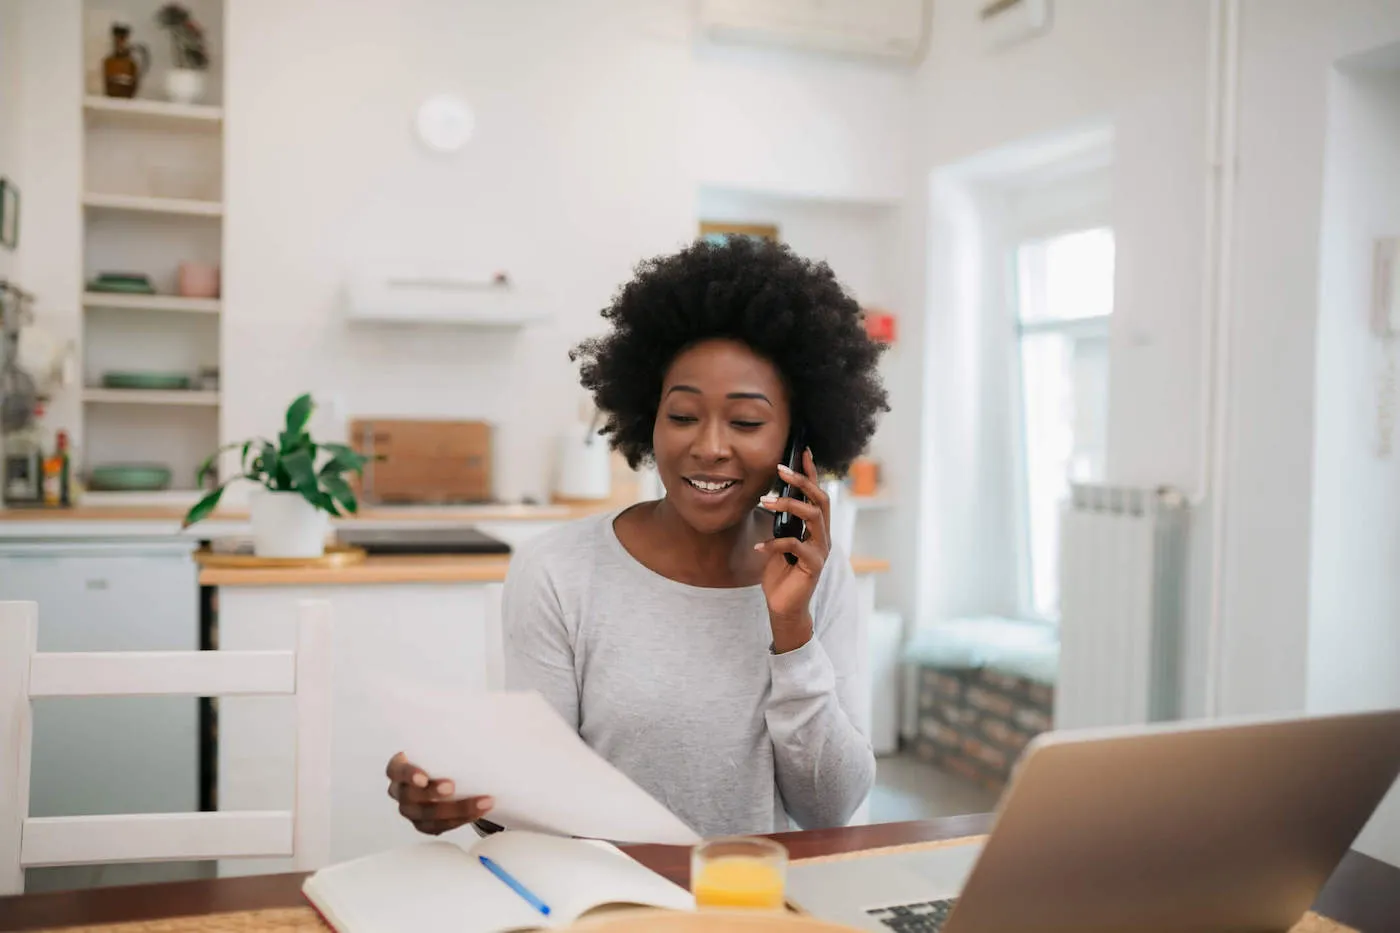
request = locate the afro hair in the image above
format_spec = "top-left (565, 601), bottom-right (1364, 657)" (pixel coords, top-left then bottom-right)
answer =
top-left (571, 236), bottom-right (889, 475)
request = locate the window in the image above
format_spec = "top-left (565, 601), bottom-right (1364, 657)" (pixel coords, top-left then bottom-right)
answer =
top-left (1014, 227), bottom-right (1114, 620)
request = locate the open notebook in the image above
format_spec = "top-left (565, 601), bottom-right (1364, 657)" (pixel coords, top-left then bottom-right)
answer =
top-left (303, 830), bottom-right (695, 933)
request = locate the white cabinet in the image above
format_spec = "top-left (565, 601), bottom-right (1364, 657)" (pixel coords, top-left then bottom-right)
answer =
top-left (215, 581), bottom-right (496, 876)
top-left (0, 539), bottom-right (201, 891)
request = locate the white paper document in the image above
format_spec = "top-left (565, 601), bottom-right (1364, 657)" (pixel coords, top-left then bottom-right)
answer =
top-left (394, 690), bottom-right (701, 846)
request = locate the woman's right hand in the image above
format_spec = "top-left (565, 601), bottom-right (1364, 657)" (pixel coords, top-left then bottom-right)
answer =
top-left (385, 752), bottom-right (495, 836)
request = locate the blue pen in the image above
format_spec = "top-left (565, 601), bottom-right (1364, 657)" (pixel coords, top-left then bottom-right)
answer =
top-left (479, 855), bottom-right (552, 917)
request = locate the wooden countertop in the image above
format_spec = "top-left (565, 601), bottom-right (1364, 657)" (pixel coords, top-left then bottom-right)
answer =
top-left (0, 503), bottom-right (600, 523)
top-left (200, 553), bottom-right (892, 586)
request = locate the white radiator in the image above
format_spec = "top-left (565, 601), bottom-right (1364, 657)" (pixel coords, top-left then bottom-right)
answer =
top-left (1055, 484), bottom-right (1189, 730)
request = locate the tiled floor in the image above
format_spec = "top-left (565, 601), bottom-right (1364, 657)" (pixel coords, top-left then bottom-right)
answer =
top-left (869, 752), bottom-right (1001, 823)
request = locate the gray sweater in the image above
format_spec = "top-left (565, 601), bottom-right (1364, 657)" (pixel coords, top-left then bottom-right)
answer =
top-left (501, 510), bottom-right (875, 838)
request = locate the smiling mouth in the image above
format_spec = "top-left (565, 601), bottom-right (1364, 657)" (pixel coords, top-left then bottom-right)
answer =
top-left (684, 477), bottom-right (739, 494)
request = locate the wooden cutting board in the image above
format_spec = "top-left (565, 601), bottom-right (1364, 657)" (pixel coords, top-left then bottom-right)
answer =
top-left (350, 418), bottom-right (492, 504)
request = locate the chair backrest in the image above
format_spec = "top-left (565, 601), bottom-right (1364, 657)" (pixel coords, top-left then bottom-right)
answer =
top-left (0, 599), bottom-right (333, 895)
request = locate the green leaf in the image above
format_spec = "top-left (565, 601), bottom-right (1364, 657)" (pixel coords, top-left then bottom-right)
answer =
top-left (282, 447), bottom-right (319, 495)
top-left (284, 393), bottom-right (314, 438)
top-left (297, 483), bottom-right (340, 515)
top-left (182, 482), bottom-right (230, 528)
top-left (255, 441), bottom-right (291, 491)
top-left (321, 472), bottom-right (358, 515)
top-left (320, 442), bottom-right (369, 475)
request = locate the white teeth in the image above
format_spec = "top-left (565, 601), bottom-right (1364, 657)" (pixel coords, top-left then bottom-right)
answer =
top-left (687, 478), bottom-right (736, 493)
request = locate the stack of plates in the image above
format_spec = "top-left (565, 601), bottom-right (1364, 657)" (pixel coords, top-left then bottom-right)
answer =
top-left (101, 371), bottom-right (191, 390)
top-left (87, 463), bottom-right (173, 492)
top-left (87, 272), bottom-right (156, 294)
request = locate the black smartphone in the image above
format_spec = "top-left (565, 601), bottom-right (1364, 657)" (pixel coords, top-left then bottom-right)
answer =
top-left (772, 425), bottom-right (807, 565)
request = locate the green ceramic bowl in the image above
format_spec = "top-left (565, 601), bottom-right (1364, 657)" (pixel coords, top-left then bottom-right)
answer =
top-left (102, 371), bottom-right (192, 390)
top-left (88, 464), bottom-right (173, 492)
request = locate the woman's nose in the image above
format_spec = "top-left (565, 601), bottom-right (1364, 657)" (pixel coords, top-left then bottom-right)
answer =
top-left (691, 419), bottom-right (731, 462)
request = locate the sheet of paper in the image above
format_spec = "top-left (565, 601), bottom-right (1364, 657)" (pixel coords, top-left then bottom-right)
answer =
top-left (392, 689), bottom-right (701, 846)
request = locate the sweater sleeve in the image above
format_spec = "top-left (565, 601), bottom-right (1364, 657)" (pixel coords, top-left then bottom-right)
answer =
top-left (501, 544), bottom-right (580, 732)
top-left (764, 546), bottom-right (876, 829)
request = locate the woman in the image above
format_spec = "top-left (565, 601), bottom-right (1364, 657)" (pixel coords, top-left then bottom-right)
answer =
top-left (386, 235), bottom-right (889, 838)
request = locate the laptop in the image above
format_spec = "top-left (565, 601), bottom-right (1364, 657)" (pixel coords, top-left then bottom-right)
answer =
top-left (787, 709), bottom-right (1400, 933)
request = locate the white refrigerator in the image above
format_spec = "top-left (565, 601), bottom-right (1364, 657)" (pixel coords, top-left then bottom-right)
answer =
top-left (0, 537), bottom-right (203, 891)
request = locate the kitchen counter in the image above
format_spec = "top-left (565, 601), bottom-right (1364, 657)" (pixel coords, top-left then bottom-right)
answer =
top-left (0, 501), bottom-right (599, 524)
top-left (0, 502), bottom-right (613, 541)
top-left (197, 552), bottom-right (891, 587)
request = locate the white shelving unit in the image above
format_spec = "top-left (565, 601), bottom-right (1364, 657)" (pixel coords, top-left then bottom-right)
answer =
top-left (83, 388), bottom-right (221, 407)
top-left (83, 292), bottom-right (221, 314)
top-left (83, 94), bottom-right (223, 130)
top-left (80, 1), bottom-right (225, 498)
top-left (83, 192), bottom-right (223, 217)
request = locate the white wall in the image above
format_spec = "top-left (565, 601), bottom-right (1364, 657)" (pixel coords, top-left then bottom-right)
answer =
top-left (0, 0), bottom-right (21, 283)
top-left (1306, 57), bottom-right (1400, 868)
top-left (692, 44), bottom-right (912, 204)
top-left (1217, 1), bottom-right (1400, 722)
top-left (11, 1), bottom-right (83, 453)
top-left (221, 0), bottom-right (915, 503)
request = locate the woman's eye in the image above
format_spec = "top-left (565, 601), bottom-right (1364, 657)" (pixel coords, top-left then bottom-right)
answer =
top-left (667, 414), bottom-right (698, 424)
top-left (731, 421), bottom-right (765, 430)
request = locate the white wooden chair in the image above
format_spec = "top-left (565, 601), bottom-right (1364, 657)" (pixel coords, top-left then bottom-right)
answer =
top-left (0, 599), bottom-right (333, 895)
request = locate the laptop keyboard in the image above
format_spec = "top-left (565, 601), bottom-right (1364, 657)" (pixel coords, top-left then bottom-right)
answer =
top-left (866, 898), bottom-right (957, 933)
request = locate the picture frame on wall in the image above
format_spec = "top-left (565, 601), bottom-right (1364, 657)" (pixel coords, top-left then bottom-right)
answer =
top-left (0, 177), bottom-right (18, 250)
top-left (699, 220), bottom-right (778, 245)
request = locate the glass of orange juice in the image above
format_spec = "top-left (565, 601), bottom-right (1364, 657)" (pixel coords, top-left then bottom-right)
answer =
top-left (691, 837), bottom-right (788, 911)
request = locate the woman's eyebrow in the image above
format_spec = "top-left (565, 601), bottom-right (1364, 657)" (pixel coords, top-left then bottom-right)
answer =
top-left (663, 385), bottom-right (773, 406)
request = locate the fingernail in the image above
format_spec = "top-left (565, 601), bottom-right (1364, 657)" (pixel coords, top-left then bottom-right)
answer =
top-left (759, 494), bottom-right (778, 504)
top-left (753, 542), bottom-right (765, 551)
top-left (412, 773), bottom-right (428, 788)
top-left (436, 780), bottom-right (454, 796)
top-left (479, 796), bottom-right (495, 811)
top-left (777, 464), bottom-right (795, 476)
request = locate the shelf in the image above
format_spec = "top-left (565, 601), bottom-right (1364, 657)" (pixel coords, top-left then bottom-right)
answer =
top-left (83, 388), bottom-right (220, 407)
top-left (83, 95), bottom-right (223, 131)
top-left (83, 192), bottom-right (223, 218)
top-left (83, 292), bottom-right (221, 315)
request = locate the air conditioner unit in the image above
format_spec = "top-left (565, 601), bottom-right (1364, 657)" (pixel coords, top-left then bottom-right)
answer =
top-left (697, 0), bottom-right (928, 63)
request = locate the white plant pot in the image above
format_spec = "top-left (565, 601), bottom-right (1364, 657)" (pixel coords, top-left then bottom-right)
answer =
top-left (250, 489), bottom-right (329, 558)
top-left (164, 68), bottom-right (207, 104)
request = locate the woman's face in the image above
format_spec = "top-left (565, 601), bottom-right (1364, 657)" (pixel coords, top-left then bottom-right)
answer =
top-left (652, 338), bottom-right (791, 535)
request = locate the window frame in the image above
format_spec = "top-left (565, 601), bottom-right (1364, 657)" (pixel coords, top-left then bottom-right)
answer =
top-left (1005, 215), bottom-right (1115, 624)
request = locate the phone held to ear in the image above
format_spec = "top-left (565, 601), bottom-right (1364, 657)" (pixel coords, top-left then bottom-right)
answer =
top-left (772, 426), bottom-right (807, 565)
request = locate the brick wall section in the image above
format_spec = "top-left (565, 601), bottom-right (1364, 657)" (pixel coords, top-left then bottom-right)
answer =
top-left (911, 665), bottom-right (1055, 793)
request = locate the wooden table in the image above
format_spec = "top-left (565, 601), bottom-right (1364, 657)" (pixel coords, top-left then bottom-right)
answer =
top-left (1, 816), bottom-right (1398, 932)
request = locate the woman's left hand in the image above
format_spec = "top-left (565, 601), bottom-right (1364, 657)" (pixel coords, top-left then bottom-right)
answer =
top-left (755, 447), bottom-right (830, 653)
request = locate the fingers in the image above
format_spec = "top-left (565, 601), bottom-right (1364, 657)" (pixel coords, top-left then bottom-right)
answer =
top-left (755, 535), bottom-right (826, 574)
top-left (385, 752), bottom-right (429, 789)
top-left (800, 447), bottom-right (832, 513)
top-left (759, 494), bottom-right (827, 550)
top-left (387, 775), bottom-right (460, 806)
top-left (387, 751), bottom-right (495, 835)
top-left (391, 787), bottom-right (495, 826)
top-left (779, 452), bottom-right (831, 518)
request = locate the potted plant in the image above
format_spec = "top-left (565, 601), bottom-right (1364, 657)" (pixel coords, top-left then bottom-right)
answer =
top-left (183, 394), bottom-right (369, 558)
top-left (155, 3), bottom-right (209, 104)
